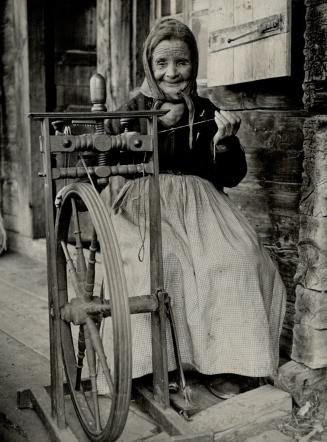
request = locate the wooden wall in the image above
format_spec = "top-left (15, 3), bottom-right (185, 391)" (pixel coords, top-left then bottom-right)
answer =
top-left (95, 0), bottom-right (307, 355)
top-left (0, 0), bottom-right (46, 240)
top-left (0, 0), bottom-right (96, 246)
top-left (292, 0), bottom-right (327, 368)
top-left (202, 0), bottom-right (307, 354)
top-left (51, 0), bottom-right (97, 111)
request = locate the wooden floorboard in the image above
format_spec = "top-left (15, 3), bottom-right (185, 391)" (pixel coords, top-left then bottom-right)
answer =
top-left (0, 251), bottom-right (160, 441)
top-left (0, 330), bottom-right (51, 442)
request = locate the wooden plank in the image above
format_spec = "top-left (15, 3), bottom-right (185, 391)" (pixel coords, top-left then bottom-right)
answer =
top-left (135, 386), bottom-right (193, 436)
top-left (97, 0), bottom-right (133, 110)
top-left (18, 387), bottom-right (79, 442)
top-left (253, 0), bottom-right (291, 81)
top-left (207, 0), bottom-right (234, 86)
top-left (189, 385), bottom-right (292, 435)
top-left (292, 324), bottom-right (327, 369)
top-left (294, 112), bottom-right (327, 345)
top-left (245, 430), bottom-right (294, 442)
top-left (0, 331), bottom-right (51, 442)
top-left (303, 0), bottom-right (327, 111)
top-left (234, 0), bottom-right (253, 84)
top-left (12, 0), bottom-right (47, 238)
top-left (0, 277), bottom-right (49, 359)
top-left (294, 285), bottom-right (327, 329)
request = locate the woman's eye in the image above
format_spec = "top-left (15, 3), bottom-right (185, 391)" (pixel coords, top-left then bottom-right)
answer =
top-left (156, 60), bottom-right (167, 67)
top-left (177, 60), bottom-right (189, 66)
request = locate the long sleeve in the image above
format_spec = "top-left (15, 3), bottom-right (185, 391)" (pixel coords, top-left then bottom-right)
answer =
top-left (212, 135), bottom-right (247, 188)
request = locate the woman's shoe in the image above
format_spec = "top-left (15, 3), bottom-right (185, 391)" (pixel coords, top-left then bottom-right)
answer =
top-left (207, 377), bottom-right (240, 400)
top-left (206, 374), bottom-right (260, 400)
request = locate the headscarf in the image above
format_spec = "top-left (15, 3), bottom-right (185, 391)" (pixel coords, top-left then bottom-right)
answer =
top-left (141, 18), bottom-right (199, 148)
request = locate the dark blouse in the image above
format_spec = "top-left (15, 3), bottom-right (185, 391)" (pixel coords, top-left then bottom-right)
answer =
top-left (109, 93), bottom-right (247, 189)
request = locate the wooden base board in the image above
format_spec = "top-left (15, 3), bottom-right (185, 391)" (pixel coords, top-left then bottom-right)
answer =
top-left (17, 382), bottom-right (292, 442)
top-left (136, 384), bottom-right (292, 441)
top-left (17, 386), bottom-right (79, 442)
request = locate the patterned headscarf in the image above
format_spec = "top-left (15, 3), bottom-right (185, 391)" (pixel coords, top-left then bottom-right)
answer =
top-left (141, 18), bottom-right (199, 148)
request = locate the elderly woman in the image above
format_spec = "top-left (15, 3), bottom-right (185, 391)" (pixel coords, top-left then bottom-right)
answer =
top-left (102, 18), bottom-right (286, 398)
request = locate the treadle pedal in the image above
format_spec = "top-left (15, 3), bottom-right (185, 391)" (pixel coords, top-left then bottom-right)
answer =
top-left (169, 391), bottom-right (199, 420)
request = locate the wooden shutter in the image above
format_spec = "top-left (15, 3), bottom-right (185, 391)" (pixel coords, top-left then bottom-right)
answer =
top-left (207, 0), bottom-right (292, 86)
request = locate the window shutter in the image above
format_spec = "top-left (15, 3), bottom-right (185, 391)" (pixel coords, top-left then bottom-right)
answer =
top-left (207, 0), bottom-right (291, 87)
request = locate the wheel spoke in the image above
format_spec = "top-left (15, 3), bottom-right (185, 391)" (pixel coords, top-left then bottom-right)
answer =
top-left (86, 316), bottom-right (114, 392)
top-left (84, 229), bottom-right (98, 299)
top-left (71, 198), bottom-right (87, 284)
top-left (84, 324), bottom-right (102, 432)
top-left (61, 241), bottom-right (81, 298)
top-left (100, 280), bottom-right (104, 303)
top-left (75, 325), bottom-right (86, 391)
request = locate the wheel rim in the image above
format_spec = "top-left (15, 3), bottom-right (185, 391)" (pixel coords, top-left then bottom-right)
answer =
top-left (55, 183), bottom-right (132, 441)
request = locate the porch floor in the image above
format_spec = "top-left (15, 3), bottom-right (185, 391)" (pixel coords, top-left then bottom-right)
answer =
top-left (0, 249), bottom-right (307, 441)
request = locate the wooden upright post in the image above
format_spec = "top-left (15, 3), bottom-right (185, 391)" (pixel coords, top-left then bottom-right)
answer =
top-left (149, 116), bottom-right (170, 408)
top-left (291, 0), bottom-right (327, 368)
top-left (96, 0), bottom-right (133, 110)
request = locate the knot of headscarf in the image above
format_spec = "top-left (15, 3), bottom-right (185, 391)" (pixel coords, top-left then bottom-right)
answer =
top-left (141, 18), bottom-right (199, 149)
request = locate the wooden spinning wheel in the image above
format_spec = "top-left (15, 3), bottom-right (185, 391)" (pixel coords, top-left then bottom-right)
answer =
top-left (18, 74), bottom-right (222, 442)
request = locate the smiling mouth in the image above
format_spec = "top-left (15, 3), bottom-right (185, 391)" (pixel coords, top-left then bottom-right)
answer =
top-left (162, 81), bottom-right (185, 87)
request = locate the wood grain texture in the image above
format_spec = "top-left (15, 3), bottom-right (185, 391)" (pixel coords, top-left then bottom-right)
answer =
top-left (292, 324), bottom-right (327, 368)
top-left (220, 110), bottom-right (305, 354)
top-left (97, 0), bottom-right (133, 110)
top-left (303, 0), bottom-right (327, 111)
top-left (291, 117), bottom-right (327, 366)
top-left (295, 117), bottom-right (327, 291)
top-left (276, 360), bottom-right (327, 405)
top-left (189, 385), bottom-right (291, 435)
top-left (207, 0), bottom-right (291, 86)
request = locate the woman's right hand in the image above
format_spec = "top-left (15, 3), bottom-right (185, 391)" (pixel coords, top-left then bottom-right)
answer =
top-left (158, 102), bottom-right (185, 128)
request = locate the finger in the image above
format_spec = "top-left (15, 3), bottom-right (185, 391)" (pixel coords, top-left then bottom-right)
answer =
top-left (218, 110), bottom-right (241, 134)
top-left (214, 111), bottom-right (231, 128)
top-left (219, 110), bottom-right (241, 128)
top-left (215, 113), bottom-right (232, 135)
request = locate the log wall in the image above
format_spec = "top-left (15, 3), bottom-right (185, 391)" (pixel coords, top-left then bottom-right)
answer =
top-left (0, 0), bottom-right (96, 245)
top-left (201, 0), bottom-right (307, 354)
top-left (0, 0), bottom-right (46, 239)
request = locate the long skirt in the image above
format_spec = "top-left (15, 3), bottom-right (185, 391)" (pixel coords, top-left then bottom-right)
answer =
top-left (101, 174), bottom-right (286, 379)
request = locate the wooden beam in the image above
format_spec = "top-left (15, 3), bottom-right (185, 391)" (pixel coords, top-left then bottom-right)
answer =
top-left (11, 0), bottom-right (46, 238)
top-left (97, 0), bottom-right (133, 110)
top-left (276, 360), bottom-right (327, 405)
top-left (303, 0), bottom-right (327, 111)
top-left (291, 116), bottom-right (327, 367)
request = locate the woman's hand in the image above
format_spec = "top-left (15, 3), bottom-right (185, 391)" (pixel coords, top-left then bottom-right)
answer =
top-left (158, 102), bottom-right (185, 128)
top-left (213, 110), bottom-right (241, 147)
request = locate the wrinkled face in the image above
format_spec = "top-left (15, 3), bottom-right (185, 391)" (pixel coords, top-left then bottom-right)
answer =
top-left (151, 39), bottom-right (192, 100)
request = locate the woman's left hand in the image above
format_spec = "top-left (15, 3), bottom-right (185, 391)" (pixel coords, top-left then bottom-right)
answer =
top-left (213, 110), bottom-right (241, 146)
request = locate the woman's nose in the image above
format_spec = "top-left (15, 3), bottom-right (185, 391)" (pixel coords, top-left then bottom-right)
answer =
top-left (165, 62), bottom-right (178, 78)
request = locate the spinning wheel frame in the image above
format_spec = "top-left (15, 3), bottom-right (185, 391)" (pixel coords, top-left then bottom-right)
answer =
top-left (28, 103), bottom-right (173, 441)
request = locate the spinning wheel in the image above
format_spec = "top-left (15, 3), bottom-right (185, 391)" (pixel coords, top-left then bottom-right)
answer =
top-left (55, 182), bottom-right (131, 441)
top-left (21, 73), bottom-right (209, 442)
